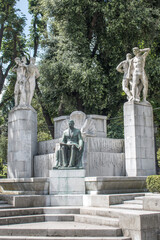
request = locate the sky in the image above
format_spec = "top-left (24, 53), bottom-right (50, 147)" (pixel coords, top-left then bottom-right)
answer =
top-left (16, 0), bottom-right (32, 37)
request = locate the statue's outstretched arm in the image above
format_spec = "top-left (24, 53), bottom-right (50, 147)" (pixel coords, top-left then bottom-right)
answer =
top-left (12, 65), bottom-right (17, 72)
top-left (116, 61), bottom-right (124, 73)
top-left (140, 48), bottom-right (150, 57)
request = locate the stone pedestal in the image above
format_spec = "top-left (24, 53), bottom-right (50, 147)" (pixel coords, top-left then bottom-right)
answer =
top-left (49, 169), bottom-right (85, 194)
top-left (124, 101), bottom-right (156, 176)
top-left (8, 107), bottom-right (37, 178)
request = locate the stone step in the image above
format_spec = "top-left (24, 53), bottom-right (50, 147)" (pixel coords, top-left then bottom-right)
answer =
top-left (0, 207), bottom-right (43, 217)
top-left (0, 236), bottom-right (132, 240)
top-left (110, 204), bottom-right (143, 210)
top-left (43, 207), bottom-right (80, 215)
top-left (0, 214), bottom-right (74, 225)
top-left (0, 204), bottom-right (13, 209)
top-left (123, 200), bottom-right (143, 205)
top-left (0, 221), bottom-right (122, 237)
top-left (0, 201), bottom-right (8, 204)
top-left (80, 207), bottom-right (121, 219)
top-left (74, 214), bottom-right (119, 227)
top-left (0, 214), bottom-right (45, 225)
top-left (134, 196), bottom-right (144, 200)
top-left (0, 207), bottom-right (80, 218)
top-left (80, 206), bottom-right (149, 219)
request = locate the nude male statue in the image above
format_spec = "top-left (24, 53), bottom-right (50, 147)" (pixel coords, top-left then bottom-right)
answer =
top-left (131, 47), bottom-right (150, 102)
top-left (12, 57), bottom-right (27, 106)
top-left (116, 53), bottom-right (133, 101)
top-left (26, 57), bottom-right (40, 105)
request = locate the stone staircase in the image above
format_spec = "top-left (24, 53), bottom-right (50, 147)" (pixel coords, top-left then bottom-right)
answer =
top-left (0, 200), bottom-right (13, 209)
top-left (110, 196), bottom-right (144, 210)
top-left (0, 204), bottom-right (131, 240)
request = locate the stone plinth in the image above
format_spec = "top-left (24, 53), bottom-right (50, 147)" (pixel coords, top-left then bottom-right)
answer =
top-left (8, 107), bottom-right (37, 178)
top-left (85, 176), bottom-right (147, 194)
top-left (124, 101), bottom-right (156, 176)
top-left (49, 169), bottom-right (85, 194)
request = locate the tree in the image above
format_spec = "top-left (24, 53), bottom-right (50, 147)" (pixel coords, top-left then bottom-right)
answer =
top-left (27, 0), bottom-right (54, 138)
top-left (39, 0), bottom-right (160, 120)
top-left (0, 0), bottom-right (26, 95)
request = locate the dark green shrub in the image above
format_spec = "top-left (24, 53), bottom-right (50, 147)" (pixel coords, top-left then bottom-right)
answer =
top-left (146, 175), bottom-right (160, 193)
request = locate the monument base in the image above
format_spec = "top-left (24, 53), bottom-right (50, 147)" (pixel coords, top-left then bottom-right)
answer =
top-left (49, 169), bottom-right (85, 194)
top-left (8, 107), bottom-right (37, 178)
top-left (124, 101), bottom-right (156, 176)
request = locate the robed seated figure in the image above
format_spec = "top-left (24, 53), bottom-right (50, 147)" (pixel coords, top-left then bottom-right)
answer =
top-left (54, 120), bottom-right (84, 169)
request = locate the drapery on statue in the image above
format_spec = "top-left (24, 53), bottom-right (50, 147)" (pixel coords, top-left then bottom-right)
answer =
top-left (12, 57), bottom-right (40, 107)
top-left (116, 47), bottom-right (150, 102)
top-left (54, 120), bottom-right (84, 169)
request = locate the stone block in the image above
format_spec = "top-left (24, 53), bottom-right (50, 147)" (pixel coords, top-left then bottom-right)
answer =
top-left (85, 152), bottom-right (125, 177)
top-left (85, 176), bottom-right (147, 194)
top-left (0, 178), bottom-right (49, 195)
top-left (124, 102), bottom-right (156, 176)
top-left (34, 153), bottom-right (55, 177)
top-left (37, 139), bottom-right (60, 155)
top-left (120, 211), bottom-right (160, 240)
top-left (143, 195), bottom-right (160, 211)
top-left (13, 195), bottom-right (50, 208)
top-left (49, 169), bottom-right (85, 195)
top-left (8, 108), bottom-right (37, 178)
top-left (50, 195), bottom-right (83, 206)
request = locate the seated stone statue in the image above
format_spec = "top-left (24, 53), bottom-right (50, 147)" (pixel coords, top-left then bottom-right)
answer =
top-left (54, 120), bottom-right (84, 169)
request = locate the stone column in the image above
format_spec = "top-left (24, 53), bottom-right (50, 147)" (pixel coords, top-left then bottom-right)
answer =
top-left (8, 107), bottom-right (37, 178)
top-left (124, 101), bottom-right (156, 176)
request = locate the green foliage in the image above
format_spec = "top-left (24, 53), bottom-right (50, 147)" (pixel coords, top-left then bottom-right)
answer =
top-left (0, 130), bottom-right (8, 165)
top-left (31, 97), bottom-right (52, 142)
top-left (39, 0), bottom-right (160, 123)
top-left (146, 175), bottom-right (160, 193)
top-left (0, 0), bottom-right (27, 95)
top-left (157, 148), bottom-right (160, 167)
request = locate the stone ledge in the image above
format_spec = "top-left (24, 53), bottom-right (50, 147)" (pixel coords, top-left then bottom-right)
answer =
top-left (85, 177), bottom-right (147, 194)
top-left (0, 178), bottom-right (48, 183)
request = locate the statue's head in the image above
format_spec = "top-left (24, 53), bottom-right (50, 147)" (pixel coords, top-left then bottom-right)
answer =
top-left (133, 47), bottom-right (140, 55)
top-left (68, 120), bottom-right (74, 129)
top-left (14, 57), bottom-right (20, 64)
top-left (22, 56), bottom-right (27, 64)
top-left (30, 57), bottom-right (36, 64)
top-left (126, 53), bottom-right (132, 60)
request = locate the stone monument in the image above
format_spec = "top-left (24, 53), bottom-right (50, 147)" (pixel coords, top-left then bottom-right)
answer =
top-left (117, 47), bottom-right (156, 176)
top-left (7, 57), bottom-right (39, 178)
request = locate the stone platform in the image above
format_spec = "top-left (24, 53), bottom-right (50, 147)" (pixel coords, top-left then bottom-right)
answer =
top-left (49, 169), bottom-right (85, 195)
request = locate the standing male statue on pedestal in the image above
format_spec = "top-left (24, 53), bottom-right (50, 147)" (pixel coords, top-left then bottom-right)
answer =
top-left (54, 120), bottom-right (84, 169)
top-left (117, 47), bottom-right (156, 176)
top-left (8, 56), bottom-right (39, 178)
top-left (116, 47), bottom-right (150, 102)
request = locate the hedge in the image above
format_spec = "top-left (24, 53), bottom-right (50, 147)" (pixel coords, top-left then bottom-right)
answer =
top-left (146, 175), bottom-right (160, 193)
